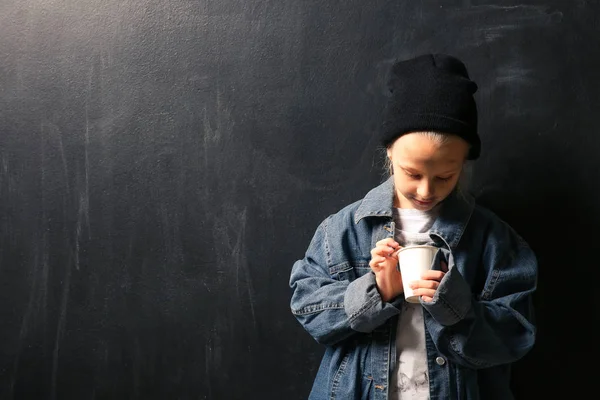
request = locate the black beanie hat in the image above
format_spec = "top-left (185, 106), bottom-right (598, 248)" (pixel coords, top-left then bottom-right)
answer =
top-left (381, 54), bottom-right (481, 160)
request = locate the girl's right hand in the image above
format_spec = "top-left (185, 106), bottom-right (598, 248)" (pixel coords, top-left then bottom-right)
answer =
top-left (369, 238), bottom-right (403, 302)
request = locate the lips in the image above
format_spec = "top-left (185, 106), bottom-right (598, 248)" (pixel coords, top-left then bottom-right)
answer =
top-left (413, 198), bottom-right (435, 207)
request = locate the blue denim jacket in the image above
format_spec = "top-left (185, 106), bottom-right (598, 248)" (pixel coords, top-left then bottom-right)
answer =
top-left (289, 177), bottom-right (537, 400)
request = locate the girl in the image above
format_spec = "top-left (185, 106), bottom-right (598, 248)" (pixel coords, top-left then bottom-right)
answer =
top-left (289, 54), bottom-right (537, 400)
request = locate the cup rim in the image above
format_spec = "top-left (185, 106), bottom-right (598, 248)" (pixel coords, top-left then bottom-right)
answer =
top-left (397, 245), bottom-right (438, 253)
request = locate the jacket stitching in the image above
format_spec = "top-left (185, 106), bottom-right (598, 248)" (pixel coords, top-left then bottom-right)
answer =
top-left (481, 269), bottom-right (501, 301)
top-left (348, 297), bottom-right (379, 321)
top-left (449, 334), bottom-right (489, 367)
top-left (291, 303), bottom-right (344, 316)
top-left (437, 294), bottom-right (461, 322)
top-left (323, 217), bottom-right (333, 267)
top-left (330, 351), bottom-right (351, 399)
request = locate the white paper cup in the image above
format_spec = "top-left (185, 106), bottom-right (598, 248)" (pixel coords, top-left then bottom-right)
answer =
top-left (397, 245), bottom-right (439, 303)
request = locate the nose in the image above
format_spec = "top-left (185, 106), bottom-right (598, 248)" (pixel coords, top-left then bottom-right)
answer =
top-left (417, 179), bottom-right (434, 199)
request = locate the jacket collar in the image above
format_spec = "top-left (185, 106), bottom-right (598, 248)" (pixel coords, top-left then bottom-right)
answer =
top-left (354, 177), bottom-right (395, 223)
top-left (354, 177), bottom-right (475, 250)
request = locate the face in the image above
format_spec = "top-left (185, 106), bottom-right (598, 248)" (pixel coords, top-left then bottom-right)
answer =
top-left (387, 133), bottom-right (469, 211)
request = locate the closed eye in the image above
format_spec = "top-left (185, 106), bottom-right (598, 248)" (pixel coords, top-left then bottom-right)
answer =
top-left (405, 172), bottom-right (421, 180)
top-left (404, 171), bottom-right (453, 182)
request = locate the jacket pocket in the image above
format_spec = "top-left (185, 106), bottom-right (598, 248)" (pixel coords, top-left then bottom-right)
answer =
top-left (329, 260), bottom-right (370, 282)
top-left (328, 342), bottom-right (373, 400)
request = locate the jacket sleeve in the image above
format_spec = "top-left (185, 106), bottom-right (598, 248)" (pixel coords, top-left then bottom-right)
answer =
top-left (422, 222), bottom-right (537, 369)
top-left (289, 217), bottom-right (403, 346)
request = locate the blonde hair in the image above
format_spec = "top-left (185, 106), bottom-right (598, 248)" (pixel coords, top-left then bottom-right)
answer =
top-left (380, 131), bottom-right (472, 193)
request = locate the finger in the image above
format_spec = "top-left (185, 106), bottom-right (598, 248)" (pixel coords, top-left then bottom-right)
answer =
top-left (371, 245), bottom-right (399, 258)
top-left (376, 259), bottom-right (397, 270)
top-left (370, 259), bottom-right (384, 271)
top-left (372, 255), bottom-right (386, 264)
top-left (420, 270), bottom-right (445, 281)
top-left (411, 288), bottom-right (437, 300)
top-left (369, 256), bottom-right (386, 268)
top-left (375, 238), bottom-right (400, 249)
top-left (371, 246), bottom-right (394, 257)
top-left (386, 246), bottom-right (400, 257)
top-left (409, 280), bottom-right (440, 291)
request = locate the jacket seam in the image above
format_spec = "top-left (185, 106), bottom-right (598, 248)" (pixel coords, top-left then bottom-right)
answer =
top-left (330, 351), bottom-right (351, 399)
top-left (348, 297), bottom-right (379, 321)
top-left (291, 303), bottom-right (344, 316)
top-left (437, 294), bottom-right (462, 323)
top-left (449, 334), bottom-right (490, 367)
top-left (481, 268), bottom-right (501, 301)
top-left (323, 217), bottom-right (333, 268)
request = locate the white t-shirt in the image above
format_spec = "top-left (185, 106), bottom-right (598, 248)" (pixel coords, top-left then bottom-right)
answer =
top-left (389, 206), bottom-right (439, 400)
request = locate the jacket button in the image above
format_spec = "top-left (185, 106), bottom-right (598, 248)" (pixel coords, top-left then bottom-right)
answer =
top-left (435, 356), bottom-right (446, 366)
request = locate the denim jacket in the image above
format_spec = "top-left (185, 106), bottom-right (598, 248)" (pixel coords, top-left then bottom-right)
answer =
top-left (289, 177), bottom-right (537, 400)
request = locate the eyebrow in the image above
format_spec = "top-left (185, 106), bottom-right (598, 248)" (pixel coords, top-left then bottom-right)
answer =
top-left (400, 166), bottom-right (421, 173)
top-left (400, 165), bottom-right (459, 175)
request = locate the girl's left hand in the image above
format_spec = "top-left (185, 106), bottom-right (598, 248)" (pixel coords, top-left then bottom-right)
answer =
top-left (408, 261), bottom-right (449, 302)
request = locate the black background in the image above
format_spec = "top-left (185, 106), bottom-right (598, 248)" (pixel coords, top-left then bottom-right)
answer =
top-left (1, 1), bottom-right (598, 399)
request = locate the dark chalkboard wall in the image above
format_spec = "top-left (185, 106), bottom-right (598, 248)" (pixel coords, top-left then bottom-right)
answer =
top-left (1, 1), bottom-right (598, 398)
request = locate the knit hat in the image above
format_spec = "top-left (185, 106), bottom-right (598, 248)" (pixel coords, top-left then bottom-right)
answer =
top-left (381, 54), bottom-right (480, 159)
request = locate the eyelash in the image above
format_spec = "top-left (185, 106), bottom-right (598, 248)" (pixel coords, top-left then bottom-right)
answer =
top-left (405, 173), bottom-right (453, 182)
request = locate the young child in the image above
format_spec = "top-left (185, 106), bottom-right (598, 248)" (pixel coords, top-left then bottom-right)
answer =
top-left (289, 54), bottom-right (537, 400)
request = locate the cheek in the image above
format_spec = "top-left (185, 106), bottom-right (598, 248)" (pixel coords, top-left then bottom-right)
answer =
top-left (437, 180), bottom-right (459, 196)
top-left (393, 175), bottom-right (416, 193)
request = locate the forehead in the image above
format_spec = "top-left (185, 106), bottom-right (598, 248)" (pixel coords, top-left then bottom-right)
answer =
top-left (391, 133), bottom-right (468, 166)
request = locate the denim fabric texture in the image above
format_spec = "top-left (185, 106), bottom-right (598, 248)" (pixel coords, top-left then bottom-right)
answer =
top-left (289, 177), bottom-right (537, 400)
